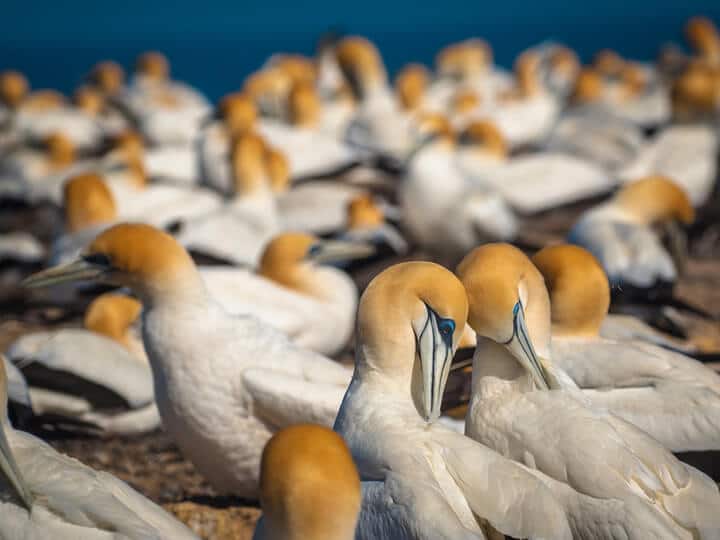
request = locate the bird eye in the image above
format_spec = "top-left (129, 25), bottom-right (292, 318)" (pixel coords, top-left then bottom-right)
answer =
top-left (307, 244), bottom-right (322, 257)
top-left (82, 253), bottom-right (112, 267)
top-left (438, 318), bottom-right (455, 338)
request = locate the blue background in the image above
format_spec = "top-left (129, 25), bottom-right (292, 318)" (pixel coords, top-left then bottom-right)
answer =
top-left (2, 1), bottom-right (719, 101)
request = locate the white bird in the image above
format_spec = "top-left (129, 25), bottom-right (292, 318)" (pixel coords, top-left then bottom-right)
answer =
top-left (400, 116), bottom-right (517, 263)
top-left (619, 124), bottom-right (718, 206)
top-left (201, 232), bottom-right (370, 356)
top-left (5, 292), bottom-right (158, 435)
top-left (103, 131), bottom-right (222, 229)
top-left (0, 356), bottom-right (199, 539)
top-left (23, 223), bottom-right (353, 498)
top-left (532, 243), bottom-right (720, 452)
top-left (49, 172), bottom-right (117, 264)
top-left (456, 119), bottom-right (615, 214)
top-left (253, 424), bottom-right (361, 540)
top-left (257, 82), bottom-right (360, 180)
top-left (0, 132), bottom-right (81, 204)
top-left (118, 52), bottom-right (210, 146)
top-left (177, 132), bottom-right (283, 266)
top-left (568, 175), bottom-right (695, 288)
top-left (336, 37), bottom-right (416, 159)
top-left (197, 92), bottom-right (260, 195)
top-left (482, 51), bottom-right (561, 149)
top-left (338, 193), bottom-right (409, 256)
top-left (457, 243), bottom-right (720, 538)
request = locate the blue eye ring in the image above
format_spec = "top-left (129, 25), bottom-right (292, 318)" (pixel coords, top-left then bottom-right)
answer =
top-left (307, 244), bottom-right (322, 257)
top-left (438, 318), bottom-right (455, 337)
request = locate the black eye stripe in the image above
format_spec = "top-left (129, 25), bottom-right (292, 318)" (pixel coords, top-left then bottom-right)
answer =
top-left (82, 253), bottom-right (112, 267)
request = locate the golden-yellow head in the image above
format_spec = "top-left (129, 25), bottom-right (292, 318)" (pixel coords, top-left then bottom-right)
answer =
top-left (335, 36), bottom-right (387, 97)
top-left (620, 63), bottom-right (647, 100)
top-left (459, 120), bottom-right (507, 159)
top-left (45, 132), bottom-right (76, 170)
top-left (74, 86), bottom-right (104, 115)
top-left (416, 112), bottom-right (455, 145)
top-left (593, 49), bottom-right (625, 77)
top-left (532, 244), bottom-right (609, 337)
top-left (358, 261), bottom-right (468, 419)
top-left (259, 232), bottom-right (317, 285)
top-left (549, 47), bottom-right (580, 78)
top-left (347, 194), bottom-right (384, 229)
top-left (515, 51), bottom-right (541, 96)
top-left (571, 68), bottom-right (604, 103)
top-left (451, 89), bottom-right (481, 115)
top-left (271, 54), bottom-right (317, 86)
top-left (136, 51), bottom-right (170, 81)
top-left (84, 293), bottom-right (142, 349)
top-left (288, 82), bottom-right (321, 127)
top-left (63, 173), bottom-right (117, 233)
top-left (89, 61), bottom-right (125, 95)
top-left (436, 39), bottom-right (492, 80)
top-left (685, 16), bottom-right (720, 59)
top-left (23, 224), bottom-right (200, 305)
top-left (395, 63), bottom-right (429, 111)
top-left (0, 70), bottom-right (29, 108)
top-left (670, 61), bottom-right (719, 119)
top-left (457, 243), bottom-right (553, 389)
top-left (615, 175), bottom-right (695, 225)
top-left (259, 425), bottom-right (360, 540)
top-left (218, 92), bottom-right (257, 136)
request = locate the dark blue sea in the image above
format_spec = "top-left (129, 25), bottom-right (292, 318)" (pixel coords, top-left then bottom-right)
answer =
top-left (2, 0), bottom-right (719, 101)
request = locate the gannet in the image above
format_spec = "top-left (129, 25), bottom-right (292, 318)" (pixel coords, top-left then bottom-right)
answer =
top-left (257, 82), bottom-right (359, 180)
top-left (685, 16), bottom-right (720, 66)
top-left (23, 223), bottom-right (353, 498)
top-left (457, 243), bottom-right (720, 538)
top-left (532, 244), bottom-right (720, 452)
top-left (5, 299), bottom-right (159, 435)
top-left (619, 124), bottom-right (718, 206)
top-left (0, 356), bottom-right (198, 539)
top-left (395, 63), bottom-right (431, 113)
top-left (400, 115), bottom-right (517, 264)
top-left (485, 51), bottom-right (560, 148)
top-left (339, 193), bottom-right (408, 256)
top-left (49, 172), bottom-right (117, 264)
top-left (103, 131), bottom-right (222, 228)
top-left (253, 424), bottom-right (361, 540)
top-left (336, 36), bottom-right (415, 159)
top-left (120, 51), bottom-right (211, 146)
top-left (177, 132), bottom-right (282, 265)
top-left (0, 132), bottom-right (79, 203)
top-left (568, 175), bottom-right (695, 288)
top-left (84, 292), bottom-right (147, 363)
top-left (198, 92), bottom-right (259, 194)
top-left (336, 261), bottom-right (680, 539)
top-left (670, 59), bottom-right (720, 123)
top-left (457, 120), bottom-right (614, 214)
top-left (201, 232), bottom-right (370, 356)
top-left (87, 60), bottom-right (126, 97)
top-left (73, 85), bottom-right (128, 138)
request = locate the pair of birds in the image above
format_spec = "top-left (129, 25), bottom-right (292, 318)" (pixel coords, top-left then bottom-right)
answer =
top-left (14, 222), bottom-right (720, 538)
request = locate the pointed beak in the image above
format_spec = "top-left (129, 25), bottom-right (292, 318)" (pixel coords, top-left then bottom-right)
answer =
top-left (22, 259), bottom-right (107, 289)
top-left (416, 307), bottom-right (455, 422)
top-left (663, 220), bottom-right (688, 276)
top-left (0, 424), bottom-right (33, 511)
top-left (505, 303), bottom-right (552, 390)
top-left (307, 240), bottom-right (375, 265)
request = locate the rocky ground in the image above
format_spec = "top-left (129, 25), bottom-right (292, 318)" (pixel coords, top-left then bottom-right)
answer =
top-left (1, 196), bottom-right (718, 539)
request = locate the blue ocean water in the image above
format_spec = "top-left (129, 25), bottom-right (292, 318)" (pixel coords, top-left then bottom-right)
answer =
top-left (1, 0), bottom-right (719, 101)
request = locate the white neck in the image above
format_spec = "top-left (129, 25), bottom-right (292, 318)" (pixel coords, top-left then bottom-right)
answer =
top-left (470, 337), bottom-right (534, 397)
